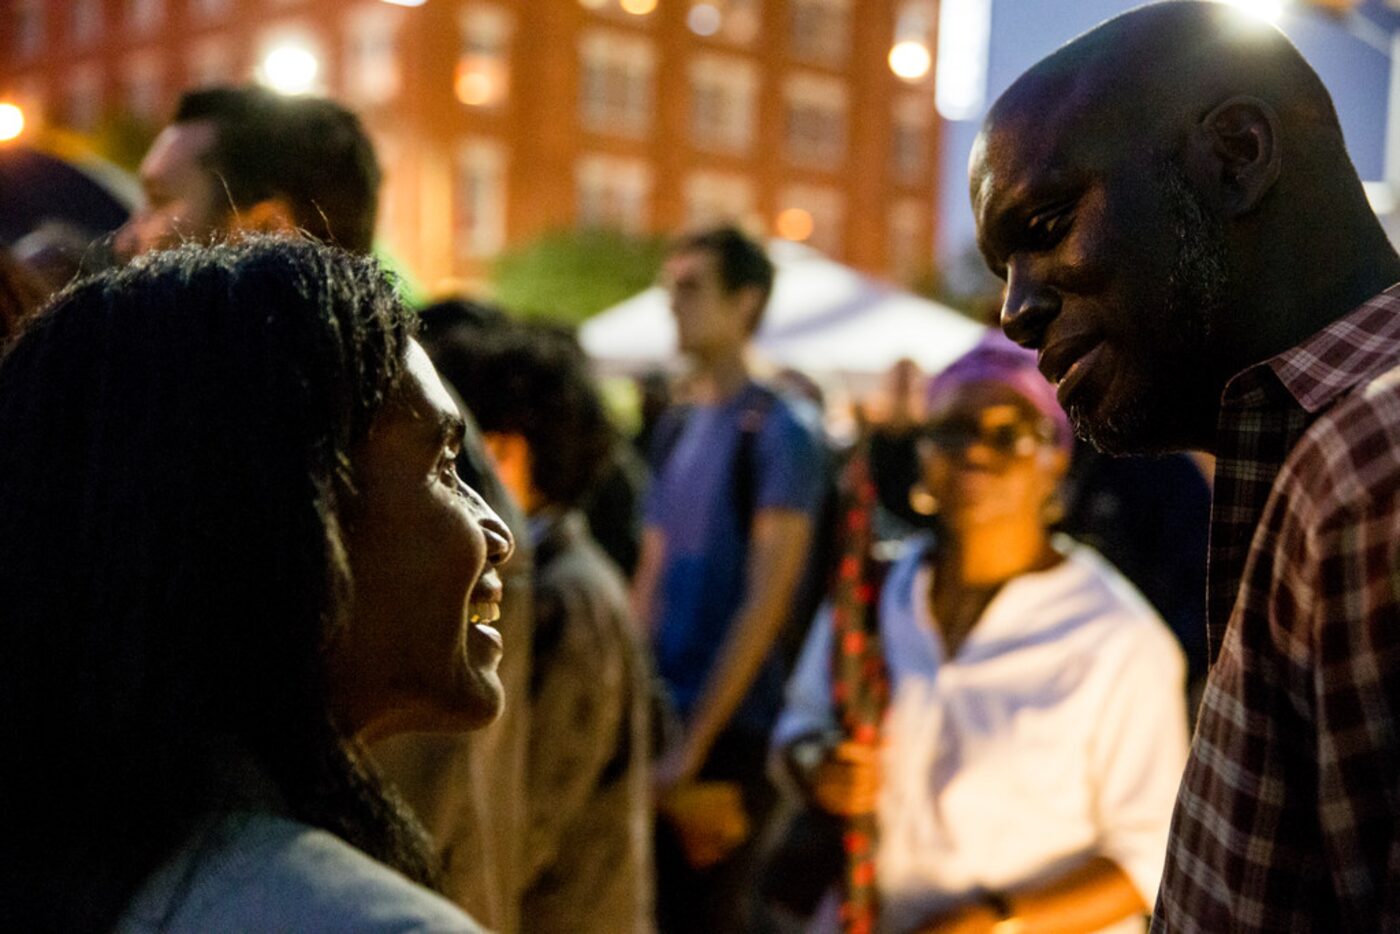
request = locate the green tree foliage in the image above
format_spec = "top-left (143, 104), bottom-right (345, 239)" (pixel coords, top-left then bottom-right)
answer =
top-left (490, 227), bottom-right (668, 325)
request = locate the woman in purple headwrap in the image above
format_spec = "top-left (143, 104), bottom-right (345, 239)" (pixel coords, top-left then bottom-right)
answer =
top-left (772, 332), bottom-right (1189, 934)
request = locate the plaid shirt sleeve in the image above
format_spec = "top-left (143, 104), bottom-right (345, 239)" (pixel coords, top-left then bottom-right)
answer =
top-left (1286, 386), bottom-right (1400, 925)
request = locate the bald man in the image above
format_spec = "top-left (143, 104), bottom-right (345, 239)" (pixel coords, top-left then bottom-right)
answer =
top-left (972, 2), bottom-right (1400, 930)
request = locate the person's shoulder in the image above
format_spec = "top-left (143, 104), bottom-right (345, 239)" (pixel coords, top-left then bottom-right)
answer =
top-left (1282, 361), bottom-right (1400, 521)
top-left (124, 812), bottom-right (484, 934)
top-left (1053, 542), bottom-right (1181, 655)
top-left (538, 518), bottom-right (630, 606)
top-left (747, 380), bottom-right (825, 454)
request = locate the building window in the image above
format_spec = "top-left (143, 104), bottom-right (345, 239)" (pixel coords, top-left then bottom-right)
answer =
top-left (689, 54), bottom-right (756, 154)
top-left (187, 39), bottom-right (235, 89)
top-left (345, 4), bottom-right (405, 105)
top-left (72, 0), bottom-right (103, 46)
top-left (455, 4), bottom-right (512, 110)
top-left (124, 54), bottom-right (164, 123)
top-left (66, 65), bottom-right (103, 132)
top-left (455, 141), bottom-right (507, 258)
top-left (889, 198), bottom-right (928, 283)
top-left (789, 0), bottom-right (849, 65)
top-left (190, 0), bottom-right (232, 20)
top-left (892, 94), bottom-right (930, 183)
top-left (126, 0), bottom-right (164, 35)
top-left (684, 171), bottom-right (754, 230)
top-left (14, 0), bottom-right (45, 61)
top-left (577, 155), bottom-right (651, 233)
top-left (783, 73), bottom-right (846, 168)
top-left (778, 184), bottom-right (844, 257)
top-left (579, 30), bottom-right (654, 137)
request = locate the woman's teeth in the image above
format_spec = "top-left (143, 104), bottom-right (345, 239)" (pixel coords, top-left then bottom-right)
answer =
top-left (467, 602), bottom-right (501, 624)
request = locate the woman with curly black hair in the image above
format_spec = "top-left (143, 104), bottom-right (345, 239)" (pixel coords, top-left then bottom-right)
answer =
top-left (0, 237), bottom-right (513, 932)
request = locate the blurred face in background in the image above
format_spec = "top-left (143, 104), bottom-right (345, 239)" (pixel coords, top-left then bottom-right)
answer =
top-left (663, 248), bottom-right (759, 360)
top-left (114, 121), bottom-right (227, 262)
top-left (917, 381), bottom-right (1067, 539)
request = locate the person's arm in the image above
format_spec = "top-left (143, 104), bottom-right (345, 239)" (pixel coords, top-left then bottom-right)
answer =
top-left (1299, 450), bottom-right (1400, 926)
top-left (914, 857), bottom-right (1145, 934)
top-left (654, 507), bottom-right (812, 789)
top-left (629, 526), bottom-right (665, 637)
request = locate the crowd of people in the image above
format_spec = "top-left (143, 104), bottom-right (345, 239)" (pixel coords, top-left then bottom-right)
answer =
top-left (5, 2), bottom-right (1400, 931)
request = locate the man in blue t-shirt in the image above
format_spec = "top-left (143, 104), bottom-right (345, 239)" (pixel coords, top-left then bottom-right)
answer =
top-left (633, 226), bottom-right (824, 932)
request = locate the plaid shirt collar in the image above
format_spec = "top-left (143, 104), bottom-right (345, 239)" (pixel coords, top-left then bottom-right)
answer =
top-left (1264, 281), bottom-right (1400, 412)
top-left (1206, 281), bottom-right (1400, 659)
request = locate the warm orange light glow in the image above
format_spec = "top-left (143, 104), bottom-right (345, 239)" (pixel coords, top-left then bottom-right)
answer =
top-left (578, 0), bottom-right (609, 7)
top-left (776, 207), bottom-right (814, 242)
top-left (889, 40), bottom-right (933, 81)
top-left (0, 103), bottom-right (24, 142)
top-left (454, 59), bottom-right (505, 108)
top-left (258, 44), bottom-right (320, 95)
top-left (621, 0), bottom-right (658, 14)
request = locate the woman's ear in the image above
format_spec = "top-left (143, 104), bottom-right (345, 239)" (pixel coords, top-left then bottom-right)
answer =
top-left (1040, 446), bottom-right (1071, 484)
top-left (1183, 94), bottom-right (1281, 218)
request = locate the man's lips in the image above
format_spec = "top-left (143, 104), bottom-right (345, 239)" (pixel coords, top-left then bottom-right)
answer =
top-left (1038, 335), bottom-right (1104, 403)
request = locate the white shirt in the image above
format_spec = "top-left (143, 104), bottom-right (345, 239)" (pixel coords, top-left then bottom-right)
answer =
top-left (773, 536), bottom-right (1189, 934)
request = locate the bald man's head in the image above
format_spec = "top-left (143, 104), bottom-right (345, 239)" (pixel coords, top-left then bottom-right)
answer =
top-left (970, 1), bottom-right (1386, 455)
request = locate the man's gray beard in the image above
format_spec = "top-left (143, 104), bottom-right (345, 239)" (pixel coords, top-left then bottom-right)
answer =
top-left (1072, 160), bottom-right (1229, 455)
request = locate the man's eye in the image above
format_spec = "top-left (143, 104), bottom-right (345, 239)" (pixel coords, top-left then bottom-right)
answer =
top-left (1029, 204), bottom-right (1075, 246)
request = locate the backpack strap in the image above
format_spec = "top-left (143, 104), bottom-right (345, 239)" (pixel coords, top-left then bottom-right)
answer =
top-left (647, 402), bottom-right (694, 476)
top-left (731, 385), bottom-right (779, 542)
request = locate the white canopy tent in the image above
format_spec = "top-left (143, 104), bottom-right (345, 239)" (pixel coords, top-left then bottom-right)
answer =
top-left (580, 240), bottom-right (986, 380)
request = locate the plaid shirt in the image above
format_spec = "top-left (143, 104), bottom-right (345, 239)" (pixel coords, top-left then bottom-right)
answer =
top-left (1154, 283), bottom-right (1400, 931)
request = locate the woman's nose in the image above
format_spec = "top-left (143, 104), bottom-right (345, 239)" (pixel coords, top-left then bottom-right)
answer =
top-left (480, 506), bottom-right (515, 568)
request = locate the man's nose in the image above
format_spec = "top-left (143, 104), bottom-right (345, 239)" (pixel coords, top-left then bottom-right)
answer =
top-left (1000, 261), bottom-right (1061, 350)
top-left (112, 215), bottom-right (144, 263)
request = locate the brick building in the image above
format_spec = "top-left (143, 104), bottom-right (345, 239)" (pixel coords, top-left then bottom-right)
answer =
top-left (1, 0), bottom-right (940, 291)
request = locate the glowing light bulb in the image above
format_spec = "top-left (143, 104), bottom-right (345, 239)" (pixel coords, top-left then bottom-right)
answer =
top-left (889, 40), bottom-right (932, 81)
top-left (258, 44), bottom-right (320, 95)
top-left (0, 103), bottom-right (25, 142)
top-left (776, 208), bottom-right (814, 242)
top-left (621, 0), bottom-right (657, 14)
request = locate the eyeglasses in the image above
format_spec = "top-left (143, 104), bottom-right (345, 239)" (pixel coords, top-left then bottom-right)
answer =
top-left (918, 414), bottom-right (1058, 461)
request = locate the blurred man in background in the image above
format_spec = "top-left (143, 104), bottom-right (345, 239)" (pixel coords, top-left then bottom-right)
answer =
top-left (633, 226), bottom-right (825, 932)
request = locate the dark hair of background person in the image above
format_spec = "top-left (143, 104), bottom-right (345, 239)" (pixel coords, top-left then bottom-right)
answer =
top-left (429, 316), bottom-right (620, 511)
top-left (0, 249), bottom-right (47, 345)
top-left (670, 225), bottom-right (775, 330)
top-left (0, 237), bottom-right (433, 932)
top-left (418, 296), bottom-right (512, 346)
top-left (175, 86), bottom-right (382, 253)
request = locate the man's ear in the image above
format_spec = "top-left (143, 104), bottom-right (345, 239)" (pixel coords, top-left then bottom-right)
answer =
top-left (734, 284), bottom-right (765, 336)
top-left (232, 197), bottom-right (299, 237)
top-left (1186, 95), bottom-right (1281, 217)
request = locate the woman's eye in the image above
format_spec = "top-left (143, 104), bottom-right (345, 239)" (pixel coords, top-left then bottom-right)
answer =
top-left (439, 454), bottom-right (464, 490)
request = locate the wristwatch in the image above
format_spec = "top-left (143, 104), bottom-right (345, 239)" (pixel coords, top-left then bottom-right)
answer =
top-left (983, 890), bottom-right (1025, 934)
